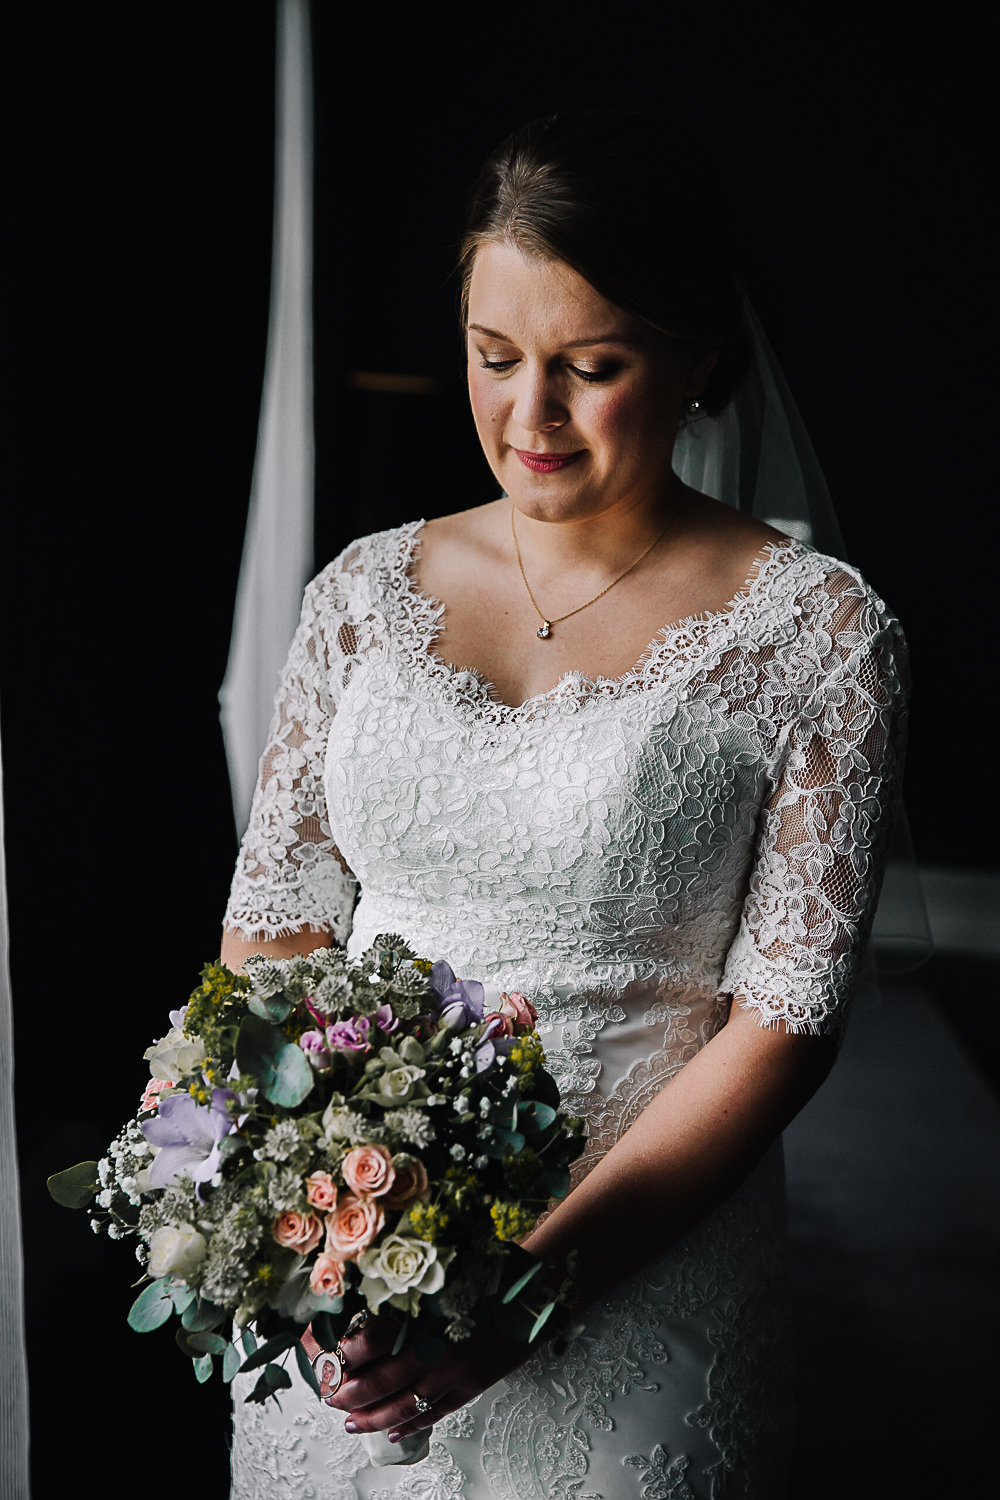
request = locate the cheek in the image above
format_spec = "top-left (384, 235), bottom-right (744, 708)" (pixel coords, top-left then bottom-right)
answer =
top-left (467, 369), bottom-right (507, 439)
top-left (581, 387), bottom-right (660, 460)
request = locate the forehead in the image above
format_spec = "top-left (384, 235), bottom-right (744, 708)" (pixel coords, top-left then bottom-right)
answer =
top-left (468, 241), bottom-right (637, 347)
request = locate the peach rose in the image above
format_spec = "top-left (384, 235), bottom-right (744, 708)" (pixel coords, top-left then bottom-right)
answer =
top-left (381, 1154), bottom-right (430, 1209)
top-left (272, 1211), bottom-right (323, 1253)
top-left (500, 991), bottom-right (538, 1030)
top-left (309, 1252), bottom-right (346, 1299)
top-left (325, 1194), bottom-right (384, 1261)
top-left (305, 1170), bottom-right (338, 1211)
top-left (342, 1144), bottom-right (396, 1200)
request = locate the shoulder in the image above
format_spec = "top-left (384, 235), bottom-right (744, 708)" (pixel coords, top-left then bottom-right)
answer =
top-left (305, 520), bottom-right (426, 622)
top-left (765, 542), bottom-right (909, 706)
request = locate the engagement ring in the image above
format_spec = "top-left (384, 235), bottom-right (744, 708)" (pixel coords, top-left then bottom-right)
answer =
top-left (412, 1390), bottom-right (433, 1415)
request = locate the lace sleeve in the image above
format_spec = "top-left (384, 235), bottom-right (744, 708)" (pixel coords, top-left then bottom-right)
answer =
top-left (222, 559), bottom-right (359, 945)
top-left (721, 574), bottom-right (909, 1035)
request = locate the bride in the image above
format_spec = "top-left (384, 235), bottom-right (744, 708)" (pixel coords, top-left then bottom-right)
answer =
top-left (222, 110), bottom-right (907, 1499)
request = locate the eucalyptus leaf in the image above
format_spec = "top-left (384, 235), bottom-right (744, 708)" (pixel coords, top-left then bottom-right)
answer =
top-left (245, 1363), bottom-right (293, 1404)
top-left (47, 1161), bottom-right (99, 1209)
top-left (182, 1297), bottom-right (226, 1332)
top-left (249, 994), bottom-right (293, 1023)
top-left (528, 1300), bottom-right (557, 1343)
top-left (540, 1168), bottom-right (571, 1200)
top-left (193, 1353), bottom-right (214, 1383)
top-left (391, 1315), bottom-right (409, 1357)
top-left (238, 1330), bottom-right (298, 1373)
top-left (241, 1328), bottom-right (258, 1357)
top-left (187, 1330), bottom-right (228, 1356)
top-left (222, 1343), bottom-right (242, 1383)
top-left (294, 1339), bottom-right (322, 1398)
top-left (167, 1282), bottom-right (196, 1315)
top-left (517, 1101), bottom-right (557, 1133)
top-left (235, 1014), bottom-right (314, 1107)
top-left (502, 1259), bottom-right (545, 1305)
top-left (128, 1279), bottom-right (174, 1332)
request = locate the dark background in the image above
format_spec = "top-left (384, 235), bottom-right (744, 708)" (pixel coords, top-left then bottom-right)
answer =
top-left (1, 5), bottom-right (994, 1496)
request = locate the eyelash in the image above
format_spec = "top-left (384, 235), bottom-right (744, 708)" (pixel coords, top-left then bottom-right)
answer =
top-left (479, 358), bottom-right (617, 384)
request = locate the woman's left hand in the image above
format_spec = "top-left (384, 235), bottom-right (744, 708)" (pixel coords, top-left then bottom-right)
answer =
top-left (324, 1314), bottom-right (528, 1441)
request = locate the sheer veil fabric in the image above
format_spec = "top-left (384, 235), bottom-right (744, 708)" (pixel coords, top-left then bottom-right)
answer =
top-left (674, 303), bottom-right (931, 975)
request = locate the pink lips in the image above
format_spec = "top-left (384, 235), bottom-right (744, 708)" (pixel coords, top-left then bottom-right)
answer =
top-left (513, 448), bottom-right (584, 474)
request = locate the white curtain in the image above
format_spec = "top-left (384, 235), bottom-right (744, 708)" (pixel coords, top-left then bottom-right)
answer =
top-left (220, 0), bottom-right (314, 835)
top-left (0, 725), bottom-right (30, 1498)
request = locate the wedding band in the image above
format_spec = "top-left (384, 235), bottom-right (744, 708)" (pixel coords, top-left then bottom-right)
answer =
top-left (412, 1390), bottom-right (433, 1415)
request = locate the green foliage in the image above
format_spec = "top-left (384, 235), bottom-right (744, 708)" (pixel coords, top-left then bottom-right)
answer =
top-left (181, 1297), bottom-right (226, 1332)
top-left (127, 1279), bottom-right (174, 1332)
top-left (294, 1340), bottom-right (322, 1397)
top-left (310, 1310), bottom-right (345, 1352)
top-left (222, 1342), bottom-right (242, 1382)
top-left (183, 960), bottom-right (250, 1062)
top-left (238, 1329), bottom-right (298, 1373)
top-left (46, 1161), bottom-right (99, 1209)
top-left (244, 1363), bottom-right (293, 1405)
top-left (193, 1354), bottom-right (214, 1383)
top-left (235, 1015), bottom-right (314, 1107)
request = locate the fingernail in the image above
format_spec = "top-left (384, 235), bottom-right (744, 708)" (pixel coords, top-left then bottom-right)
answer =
top-left (344, 1420), bottom-right (357, 1433)
top-left (388, 1432), bottom-right (401, 1443)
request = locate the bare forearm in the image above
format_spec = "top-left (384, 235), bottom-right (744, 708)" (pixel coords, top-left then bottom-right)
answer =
top-left (524, 1002), bottom-right (835, 1310)
top-left (219, 926), bottom-right (333, 973)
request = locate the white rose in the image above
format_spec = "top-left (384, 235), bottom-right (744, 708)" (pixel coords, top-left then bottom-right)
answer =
top-left (148, 1223), bottom-right (207, 1279)
top-left (357, 1233), bottom-right (455, 1314)
top-left (368, 1065), bottom-right (426, 1106)
top-left (144, 1027), bottom-right (207, 1084)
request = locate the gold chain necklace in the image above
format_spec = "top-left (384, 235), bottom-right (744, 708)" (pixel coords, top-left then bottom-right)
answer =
top-left (511, 504), bottom-right (674, 640)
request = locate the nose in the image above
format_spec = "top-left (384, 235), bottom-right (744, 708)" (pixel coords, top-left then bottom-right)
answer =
top-left (511, 363), bottom-right (568, 434)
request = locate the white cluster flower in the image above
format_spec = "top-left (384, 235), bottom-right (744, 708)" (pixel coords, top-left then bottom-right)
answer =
top-left (266, 1167), bottom-right (307, 1216)
top-left (256, 1118), bottom-right (307, 1166)
top-left (383, 1107), bottom-right (436, 1149)
top-left (449, 1144), bottom-right (467, 1162)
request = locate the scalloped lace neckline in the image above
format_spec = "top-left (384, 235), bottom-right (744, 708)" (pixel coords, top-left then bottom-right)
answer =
top-left (386, 518), bottom-right (808, 720)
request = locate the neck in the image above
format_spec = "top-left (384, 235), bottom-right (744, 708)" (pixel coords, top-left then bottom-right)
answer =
top-left (510, 470), bottom-right (686, 578)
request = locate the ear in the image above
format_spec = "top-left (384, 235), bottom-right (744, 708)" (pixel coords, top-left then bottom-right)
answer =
top-left (686, 349), bottom-right (720, 397)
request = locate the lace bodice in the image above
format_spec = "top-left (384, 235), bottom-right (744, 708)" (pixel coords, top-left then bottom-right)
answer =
top-left (226, 519), bottom-right (907, 1500)
top-left (224, 519), bottom-right (907, 1039)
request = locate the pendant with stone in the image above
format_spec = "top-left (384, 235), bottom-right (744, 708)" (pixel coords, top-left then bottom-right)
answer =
top-left (536, 621), bottom-right (551, 639)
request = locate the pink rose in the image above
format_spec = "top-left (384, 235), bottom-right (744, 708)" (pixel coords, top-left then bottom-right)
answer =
top-left (139, 1077), bottom-right (174, 1113)
top-left (342, 1145), bottom-right (396, 1200)
top-left (305, 1170), bottom-right (338, 1211)
top-left (500, 991), bottom-right (538, 1030)
top-left (309, 1252), bottom-right (346, 1299)
top-left (272, 1211), bottom-right (323, 1253)
top-left (381, 1155), bottom-right (430, 1209)
top-left (482, 1011), bottom-right (514, 1039)
top-left (325, 1194), bottom-right (384, 1261)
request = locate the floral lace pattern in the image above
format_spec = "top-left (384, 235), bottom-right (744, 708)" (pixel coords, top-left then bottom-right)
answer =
top-left (226, 521), bottom-right (906, 1498)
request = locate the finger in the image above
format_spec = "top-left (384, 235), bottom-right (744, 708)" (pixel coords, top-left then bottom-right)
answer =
top-left (336, 1318), bottom-right (400, 1374)
top-left (345, 1380), bottom-right (456, 1437)
top-left (386, 1390), bottom-right (472, 1441)
top-left (327, 1347), bottom-right (426, 1413)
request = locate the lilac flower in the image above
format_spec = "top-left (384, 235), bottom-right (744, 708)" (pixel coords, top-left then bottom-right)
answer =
top-left (431, 962), bottom-right (485, 1031)
top-left (142, 1089), bottom-right (234, 1189)
top-left (374, 1003), bottom-right (399, 1035)
top-left (299, 1029), bottom-right (332, 1070)
top-left (326, 1016), bottom-right (372, 1052)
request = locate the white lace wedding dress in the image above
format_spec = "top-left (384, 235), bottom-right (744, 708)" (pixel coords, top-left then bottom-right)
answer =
top-left (224, 519), bottom-right (907, 1500)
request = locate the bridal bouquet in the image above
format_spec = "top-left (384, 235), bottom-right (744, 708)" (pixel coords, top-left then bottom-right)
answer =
top-left (48, 937), bottom-right (585, 1413)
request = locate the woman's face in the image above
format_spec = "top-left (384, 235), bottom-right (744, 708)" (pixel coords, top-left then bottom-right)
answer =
top-left (466, 241), bottom-right (714, 525)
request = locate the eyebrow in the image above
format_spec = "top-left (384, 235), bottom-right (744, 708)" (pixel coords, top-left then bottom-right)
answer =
top-left (468, 324), bottom-right (636, 349)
